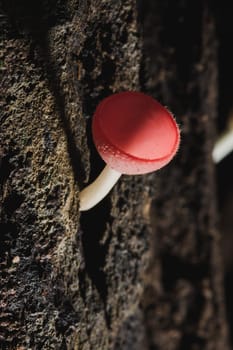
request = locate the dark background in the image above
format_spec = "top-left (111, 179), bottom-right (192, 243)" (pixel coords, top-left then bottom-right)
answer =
top-left (213, 1), bottom-right (233, 345)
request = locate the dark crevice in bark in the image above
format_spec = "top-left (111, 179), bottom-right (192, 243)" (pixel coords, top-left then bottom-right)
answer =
top-left (80, 26), bottom-right (117, 117)
top-left (3, 191), bottom-right (25, 217)
top-left (80, 203), bottom-right (113, 329)
top-left (1, 0), bottom-right (71, 38)
top-left (161, 253), bottom-right (209, 290)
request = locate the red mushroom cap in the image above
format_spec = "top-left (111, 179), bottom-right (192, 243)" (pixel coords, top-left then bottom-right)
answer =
top-left (92, 91), bottom-right (180, 175)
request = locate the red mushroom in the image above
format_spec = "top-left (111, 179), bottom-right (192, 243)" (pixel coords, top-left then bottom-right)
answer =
top-left (79, 91), bottom-right (180, 211)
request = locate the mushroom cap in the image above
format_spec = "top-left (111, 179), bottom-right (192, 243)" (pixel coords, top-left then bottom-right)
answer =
top-left (92, 91), bottom-right (180, 175)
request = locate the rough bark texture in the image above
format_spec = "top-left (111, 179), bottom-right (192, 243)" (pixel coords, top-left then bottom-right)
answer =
top-left (0, 0), bottom-right (230, 349)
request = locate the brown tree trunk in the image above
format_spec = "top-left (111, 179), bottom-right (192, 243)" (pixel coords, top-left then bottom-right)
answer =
top-left (0, 0), bottom-right (230, 349)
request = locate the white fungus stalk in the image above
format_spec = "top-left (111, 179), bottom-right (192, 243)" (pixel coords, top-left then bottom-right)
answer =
top-left (79, 165), bottom-right (121, 211)
top-left (212, 128), bottom-right (233, 163)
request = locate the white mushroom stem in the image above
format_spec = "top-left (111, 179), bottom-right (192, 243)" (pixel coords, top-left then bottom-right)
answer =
top-left (212, 128), bottom-right (233, 163)
top-left (79, 165), bottom-right (121, 211)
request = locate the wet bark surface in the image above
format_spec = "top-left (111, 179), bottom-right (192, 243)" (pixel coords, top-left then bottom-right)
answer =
top-left (0, 0), bottom-right (231, 349)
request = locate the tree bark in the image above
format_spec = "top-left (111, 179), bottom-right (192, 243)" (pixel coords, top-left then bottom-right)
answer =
top-left (139, 1), bottom-right (230, 349)
top-left (0, 0), bottom-right (230, 349)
